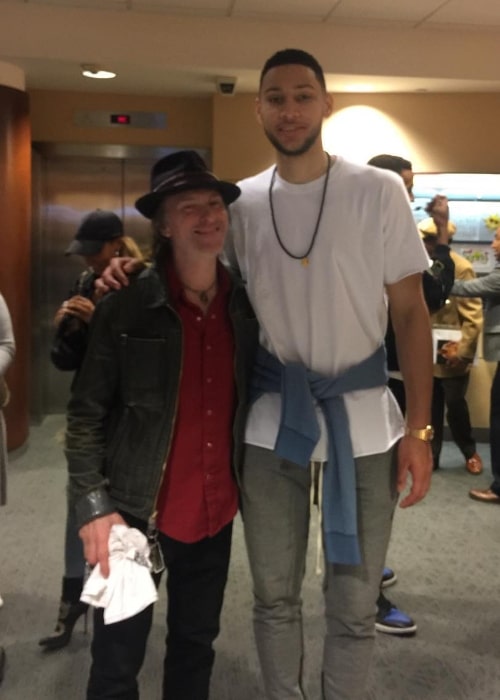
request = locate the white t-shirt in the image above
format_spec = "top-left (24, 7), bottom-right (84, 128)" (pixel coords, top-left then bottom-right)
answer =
top-left (226, 156), bottom-right (429, 459)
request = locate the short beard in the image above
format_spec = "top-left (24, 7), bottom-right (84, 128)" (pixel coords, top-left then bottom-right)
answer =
top-left (263, 124), bottom-right (322, 157)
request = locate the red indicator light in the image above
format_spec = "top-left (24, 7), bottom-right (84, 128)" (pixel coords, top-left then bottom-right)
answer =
top-left (110, 114), bottom-right (131, 125)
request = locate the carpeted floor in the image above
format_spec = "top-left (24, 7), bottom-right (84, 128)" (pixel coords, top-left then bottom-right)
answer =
top-left (1, 414), bottom-right (499, 699)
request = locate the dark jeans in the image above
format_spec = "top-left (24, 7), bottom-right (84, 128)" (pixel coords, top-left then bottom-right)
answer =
top-left (431, 374), bottom-right (476, 468)
top-left (86, 518), bottom-right (233, 700)
top-left (490, 363), bottom-right (500, 495)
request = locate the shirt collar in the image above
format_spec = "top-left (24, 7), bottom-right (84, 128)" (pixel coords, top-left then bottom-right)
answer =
top-left (165, 256), bottom-right (231, 307)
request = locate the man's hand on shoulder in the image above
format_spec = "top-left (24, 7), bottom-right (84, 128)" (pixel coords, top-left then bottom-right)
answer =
top-left (94, 257), bottom-right (145, 298)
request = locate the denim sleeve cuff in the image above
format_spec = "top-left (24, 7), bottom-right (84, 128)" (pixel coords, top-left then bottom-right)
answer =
top-left (75, 488), bottom-right (116, 529)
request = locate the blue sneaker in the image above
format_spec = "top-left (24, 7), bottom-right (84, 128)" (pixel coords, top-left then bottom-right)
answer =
top-left (375, 593), bottom-right (417, 636)
top-left (381, 566), bottom-right (397, 588)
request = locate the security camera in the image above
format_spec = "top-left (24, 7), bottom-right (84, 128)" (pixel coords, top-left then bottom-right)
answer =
top-left (216, 76), bottom-right (237, 96)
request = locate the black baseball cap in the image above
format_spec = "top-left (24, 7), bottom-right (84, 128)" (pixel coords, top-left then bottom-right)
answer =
top-left (65, 210), bottom-right (124, 256)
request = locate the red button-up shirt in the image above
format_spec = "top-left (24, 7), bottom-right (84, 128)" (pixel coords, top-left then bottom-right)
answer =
top-left (156, 262), bottom-right (238, 543)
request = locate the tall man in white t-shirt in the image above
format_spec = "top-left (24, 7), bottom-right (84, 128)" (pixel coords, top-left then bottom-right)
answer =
top-left (226, 49), bottom-right (434, 700)
top-left (97, 49), bottom-right (434, 700)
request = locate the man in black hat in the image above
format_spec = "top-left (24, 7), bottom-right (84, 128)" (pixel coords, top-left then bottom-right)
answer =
top-left (65, 151), bottom-right (258, 700)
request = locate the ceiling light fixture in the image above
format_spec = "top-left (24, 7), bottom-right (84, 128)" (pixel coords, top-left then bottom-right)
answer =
top-left (81, 64), bottom-right (116, 80)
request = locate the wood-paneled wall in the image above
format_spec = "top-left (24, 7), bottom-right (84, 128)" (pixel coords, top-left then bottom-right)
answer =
top-left (0, 86), bottom-right (31, 449)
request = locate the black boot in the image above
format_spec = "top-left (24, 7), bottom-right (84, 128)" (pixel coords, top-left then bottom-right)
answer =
top-left (39, 577), bottom-right (89, 651)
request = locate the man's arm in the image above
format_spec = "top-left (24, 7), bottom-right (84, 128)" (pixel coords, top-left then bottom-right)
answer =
top-left (423, 194), bottom-right (455, 312)
top-left (452, 267), bottom-right (500, 298)
top-left (0, 295), bottom-right (15, 376)
top-left (453, 265), bottom-right (483, 364)
top-left (65, 293), bottom-right (126, 576)
top-left (386, 273), bottom-right (433, 507)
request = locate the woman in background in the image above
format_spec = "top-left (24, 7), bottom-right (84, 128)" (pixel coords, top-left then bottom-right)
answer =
top-left (0, 292), bottom-right (16, 683)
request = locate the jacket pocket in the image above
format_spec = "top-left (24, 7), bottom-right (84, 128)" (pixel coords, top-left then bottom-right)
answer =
top-left (119, 335), bottom-right (170, 409)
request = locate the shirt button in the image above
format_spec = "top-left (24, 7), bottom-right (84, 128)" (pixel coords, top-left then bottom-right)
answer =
top-left (210, 314), bottom-right (216, 320)
top-left (207, 409), bottom-right (213, 416)
top-left (207, 377), bottom-right (213, 384)
top-left (206, 442), bottom-right (213, 449)
top-left (206, 344), bottom-right (212, 351)
top-left (196, 316), bottom-right (202, 322)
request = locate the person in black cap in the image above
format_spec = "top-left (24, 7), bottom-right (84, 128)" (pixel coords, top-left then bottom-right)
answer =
top-left (64, 151), bottom-right (258, 699)
top-left (50, 210), bottom-right (144, 372)
top-left (65, 208), bottom-right (125, 255)
top-left (39, 212), bottom-right (144, 653)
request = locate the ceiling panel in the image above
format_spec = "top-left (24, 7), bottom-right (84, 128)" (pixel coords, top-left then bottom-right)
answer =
top-left (130, 0), bottom-right (232, 14)
top-left (327, 0), bottom-right (447, 23)
top-left (429, 0), bottom-right (500, 26)
top-left (5, 0), bottom-right (500, 27)
top-left (230, 0), bottom-right (339, 21)
top-left (28, 0), bottom-right (127, 7)
top-left (2, 0), bottom-right (500, 96)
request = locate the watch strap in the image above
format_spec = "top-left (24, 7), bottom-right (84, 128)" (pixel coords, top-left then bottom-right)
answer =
top-left (404, 425), bottom-right (434, 442)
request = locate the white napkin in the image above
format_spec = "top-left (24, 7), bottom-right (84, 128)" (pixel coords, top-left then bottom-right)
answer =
top-left (81, 524), bottom-right (158, 624)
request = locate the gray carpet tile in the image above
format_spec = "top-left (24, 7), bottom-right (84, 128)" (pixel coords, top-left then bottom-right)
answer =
top-left (1, 415), bottom-right (499, 699)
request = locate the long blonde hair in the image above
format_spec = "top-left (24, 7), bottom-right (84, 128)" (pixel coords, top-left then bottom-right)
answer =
top-left (119, 236), bottom-right (145, 262)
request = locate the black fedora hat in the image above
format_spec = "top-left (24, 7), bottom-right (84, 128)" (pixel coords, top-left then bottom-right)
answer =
top-left (65, 210), bottom-right (123, 256)
top-left (135, 150), bottom-right (241, 219)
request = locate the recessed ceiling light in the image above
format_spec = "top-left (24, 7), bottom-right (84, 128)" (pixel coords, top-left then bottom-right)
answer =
top-left (81, 64), bottom-right (116, 80)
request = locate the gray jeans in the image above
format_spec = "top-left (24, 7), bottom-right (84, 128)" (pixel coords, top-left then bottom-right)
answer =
top-left (240, 444), bottom-right (398, 700)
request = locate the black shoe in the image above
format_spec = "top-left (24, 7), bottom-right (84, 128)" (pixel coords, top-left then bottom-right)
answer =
top-left (375, 592), bottom-right (417, 636)
top-left (39, 577), bottom-right (89, 652)
top-left (0, 646), bottom-right (5, 684)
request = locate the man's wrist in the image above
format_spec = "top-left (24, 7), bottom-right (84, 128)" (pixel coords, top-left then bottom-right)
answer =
top-left (404, 425), bottom-right (434, 442)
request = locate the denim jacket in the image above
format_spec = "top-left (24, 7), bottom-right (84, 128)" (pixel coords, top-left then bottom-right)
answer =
top-left (65, 261), bottom-right (258, 530)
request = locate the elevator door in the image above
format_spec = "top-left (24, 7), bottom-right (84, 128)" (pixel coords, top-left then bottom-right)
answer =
top-left (33, 153), bottom-right (154, 416)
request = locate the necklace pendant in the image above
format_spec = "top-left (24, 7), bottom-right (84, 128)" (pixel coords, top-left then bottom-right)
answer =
top-left (199, 291), bottom-right (209, 304)
top-left (301, 257), bottom-right (309, 267)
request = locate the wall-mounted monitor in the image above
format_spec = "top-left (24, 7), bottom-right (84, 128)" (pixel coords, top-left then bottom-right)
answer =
top-left (413, 173), bottom-right (500, 274)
